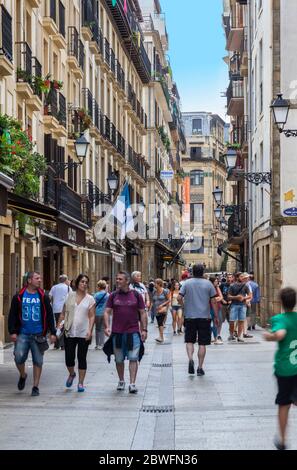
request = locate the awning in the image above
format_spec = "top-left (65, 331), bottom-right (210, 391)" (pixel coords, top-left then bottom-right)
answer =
top-left (41, 231), bottom-right (113, 256)
top-left (8, 193), bottom-right (59, 222)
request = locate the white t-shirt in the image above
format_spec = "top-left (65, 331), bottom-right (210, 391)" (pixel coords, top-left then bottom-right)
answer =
top-left (129, 282), bottom-right (148, 304)
top-left (68, 294), bottom-right (95, 338)
top-left (49, 283), bottom-right (70, 313)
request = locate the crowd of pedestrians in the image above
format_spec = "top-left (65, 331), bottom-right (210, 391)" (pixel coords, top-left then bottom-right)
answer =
top-left (7, 264), bottom-right (297, 450)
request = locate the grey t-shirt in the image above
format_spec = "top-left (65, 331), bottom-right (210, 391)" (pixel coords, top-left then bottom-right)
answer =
top-left (179, 278), bottom-right (216, 319)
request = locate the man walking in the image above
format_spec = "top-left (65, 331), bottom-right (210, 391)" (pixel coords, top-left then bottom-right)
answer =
top-left (8, 272), bottom-right (56, 396)
top-left (220, 273), bottom-right (234, 325)
top-left (49, 274), bottom-right (69, 349)
top-left (129, 271), bottom-right (150, 310)
top-left (178, 264), bottom-right (219, 376)
top-left (104, 271), bottom-right (147, 394)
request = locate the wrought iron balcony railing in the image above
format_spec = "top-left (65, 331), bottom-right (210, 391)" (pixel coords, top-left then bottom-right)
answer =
top-left (0, 5), bottom-right (13, 62)
top-left (16, 41), bottom-right (32, 83)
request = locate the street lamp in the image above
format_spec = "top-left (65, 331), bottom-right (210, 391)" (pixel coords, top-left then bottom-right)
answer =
top-left (212, 186), bottom-right (223, 206)
top-left (107, 172), bottom-right (119, 193)
top-left (271, 93), bottom-right (290, 133)
top-left (74, 134), bottom-right (90, 162)
top-left (214, 207), bottom-right (223, 220)
top-left (224, 148), bottom-right (238, 169)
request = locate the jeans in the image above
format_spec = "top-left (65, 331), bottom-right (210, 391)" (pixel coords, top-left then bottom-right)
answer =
top-left (113, 333), bottom-right (141, 363)
top-left (14, 334), bottom-right (44, 367)
top-left (95, 316), bottom-right (105, 347)
top-left (230, 304), bottom-right (247, 322)
top-left (210, 308), bottom-right (223, 338)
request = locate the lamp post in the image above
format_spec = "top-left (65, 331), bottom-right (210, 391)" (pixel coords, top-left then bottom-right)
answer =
top-left (224, 149), bottom-right (271, 186)
top-left (107, 172), bottom-right (119, 194)
top-left (271, 93), bottom-right (294, 135)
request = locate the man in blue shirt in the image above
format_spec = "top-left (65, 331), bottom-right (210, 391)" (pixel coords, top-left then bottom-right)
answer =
top-left (247, 274), bottom-right (261, 330)
top-left (8, 272), bottom-right (56, 396)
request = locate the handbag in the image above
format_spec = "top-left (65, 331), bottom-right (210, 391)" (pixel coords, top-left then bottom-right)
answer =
top-left (34, 335), bottom-right (49, 353)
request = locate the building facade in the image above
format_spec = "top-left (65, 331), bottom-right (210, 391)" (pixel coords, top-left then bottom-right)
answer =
top-left (223, 0), bottom-right (297, 324)
top-left (0, 0), bottom-right (183, 344)
top-left (181, 111), bottom-right (230, 272)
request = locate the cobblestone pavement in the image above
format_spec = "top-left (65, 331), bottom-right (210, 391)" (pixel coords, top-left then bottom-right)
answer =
top-left (0, 321), bottom-right (297, 450)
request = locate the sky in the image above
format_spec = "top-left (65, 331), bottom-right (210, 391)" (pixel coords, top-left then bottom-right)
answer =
top-left (161, 0), bottom-right (228, 121)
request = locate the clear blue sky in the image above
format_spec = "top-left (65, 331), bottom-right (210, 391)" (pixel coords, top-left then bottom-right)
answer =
top-left (161, 0), bottom-right (228, 120)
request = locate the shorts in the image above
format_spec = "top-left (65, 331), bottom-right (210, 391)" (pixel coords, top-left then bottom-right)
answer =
top-left (230, 304), bottom-right (247, 322)
top-left (275, 374), bottom-right (297, 406)
top-left (14, 333), bottom-right (44, 368)
top-left (171, 306), bottom-right (183, 318)
top-left (184, 318), bottom-right (211, 345)
top-left (156, 314), bottom-right (166, 328)
top-left (113, 333), bottom-right (140, 363)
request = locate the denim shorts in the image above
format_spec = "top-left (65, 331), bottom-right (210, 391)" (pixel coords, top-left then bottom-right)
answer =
top-left (113, 333), bottom-right (140, 363)
top-left (230, 304), bottom-right (247, 322)
top-left (14, 334), bottom-right (44, 367)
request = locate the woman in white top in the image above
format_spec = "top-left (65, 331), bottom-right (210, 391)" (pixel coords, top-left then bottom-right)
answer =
top-left (58, 274), bottom-right (95, 392)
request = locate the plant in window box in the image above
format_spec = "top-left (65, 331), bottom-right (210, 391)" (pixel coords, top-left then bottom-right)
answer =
top-left (52, 79), bottom-right (63, 90)
top-left (17, 68), bottom-right (32, 83)
top-left (225, 142), bottom-right (241, 150)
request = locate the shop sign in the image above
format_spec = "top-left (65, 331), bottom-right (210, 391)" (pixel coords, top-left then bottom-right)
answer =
top-left (57, 220), bottom-right (86, 246)
top-left (284, 207), bottom-right (297, 217)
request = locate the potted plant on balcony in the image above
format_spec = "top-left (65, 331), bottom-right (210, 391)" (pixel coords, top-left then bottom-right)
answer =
top-left (52, 79), bottom-right (63, 90)
top-left (16, 68), bottom-right (32, 83)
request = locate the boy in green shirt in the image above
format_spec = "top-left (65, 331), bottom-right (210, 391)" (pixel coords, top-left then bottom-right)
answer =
top-left (263, 287), bottom-right (297, 450)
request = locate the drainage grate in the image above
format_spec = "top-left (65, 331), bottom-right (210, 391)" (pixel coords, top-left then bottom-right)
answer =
top-left (152, 363), bottom-right (172, 368)
top-left (141, 405), bottom-right (174, 413)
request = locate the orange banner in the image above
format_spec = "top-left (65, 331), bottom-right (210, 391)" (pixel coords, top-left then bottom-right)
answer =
top-left (182, 177), bottom-right (190, 225)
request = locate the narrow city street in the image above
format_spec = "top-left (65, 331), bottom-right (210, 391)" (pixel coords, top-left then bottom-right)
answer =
top-left (1, 321), bottom-right (297, 451)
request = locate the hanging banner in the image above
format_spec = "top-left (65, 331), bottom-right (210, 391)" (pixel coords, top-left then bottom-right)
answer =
top-left (182, 177), bottom-right (190, 226)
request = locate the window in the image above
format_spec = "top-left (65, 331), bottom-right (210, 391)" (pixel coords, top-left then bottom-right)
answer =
top-left (192, 118), bottom-right (202, 135)
top-left (190, 147), bottom-right (202, 160)
top-left (190, 170), bottom-right (204, 186)
top-left (190, 203), bottom-right (204, 224)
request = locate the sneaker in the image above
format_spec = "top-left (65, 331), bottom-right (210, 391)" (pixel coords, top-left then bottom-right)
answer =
top-left (217, 337), bottom-right (224, 344)
top-left (197, 368), bottom-right (205, 376)
top-left (234, 331), bottom-right (238, 338)
top-left (66, 372), bottom-right (76, 388)
top-left (117, 381), bottom-right (125, 391)
top-left (243, 334), bottom-right (253, 339)
top-left (77, 383), bottom-right (85, 392)
top-left (247, 326), bottom-right (251, 331)
top-left (155, 338), bottom-right (164, 344)
top-left (94, 345), bottom-right (99, 350)
top-left (274, 437), bottom-right (287, 451)
top-left (173, 331), bottom-right (177, 335)
top-left (252, 325), bottom-right (256, 330)
top-left (228, 335), bottom-right (236, 341)
top-left (188, 359), bottom-right (195, 375)
top-left (129, 384), bottom-right (138, 394)
top-left (17, 373), bottom-right (27, 391)
top-left (31, 386), bottom-right (40, 397)
top-left (237, 338), bottom-right (245, 343)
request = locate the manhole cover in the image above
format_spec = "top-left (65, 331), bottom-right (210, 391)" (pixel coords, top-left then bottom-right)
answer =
top-left (141, 405), bottom-right (174, 413)
top-left (152, 363), bottom-right (172, 368)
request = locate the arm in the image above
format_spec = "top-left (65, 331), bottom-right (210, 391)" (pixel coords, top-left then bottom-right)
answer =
top-left (8, 295), bottom-right (19, 341)
top-left (263, 329), bottom-right (287, 342)
top-left (86, 304), bottom-right (95, 341)
top-left (145, 291), bottom-right (150, 309)
top-left (177, 294), bottom-right (184, 306)
top-left (211, 297), bottom-right (219, 318)
top-left (45, 295), bottom-right (56, 342)
top-left (158, 292), bottom-right (171, 312)
top-left (139, 309), bottom-right (148, 342)
top-left (104, 307), bottom-right (113, 336)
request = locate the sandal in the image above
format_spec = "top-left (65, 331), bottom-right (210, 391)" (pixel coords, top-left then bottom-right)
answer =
top-left (66, 373), bottom-right (76, 388)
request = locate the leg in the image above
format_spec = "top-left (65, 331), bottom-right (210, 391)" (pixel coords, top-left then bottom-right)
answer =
top-left (98, 316), bottom-right (105, 347)
top-left (229, 321), bottom-right (235, 336)
top-left (16, 363), bottom-right (26, 378)
top-left (198, 345), bottom-right (206, 369)
top-left (64, 337), bottom-right (76, 377)
top-left (217, 309), bottom-right (223, 337)
top-left (129, 361), bottom-right (138, 384)
top-left (177, 310), bottom-right (183, 332)
top-left (116, 363), bottom-right (125, 381)
top-left (172, 310), bottom-right (177, 333)
top-left (95, 316), bottom-right (100, 347)
top-left (33, 365), bottom-right (42, 388)
top-left (278, 405), bottom-right (291, 446)
top-left (186, 342), bottom-right (194, 361)
top-left (159, 325), bottom-right (164, 341)
top-left (14, 334), bottom-right (29, 379)
top-left (77, 338), bottom-right (90, 385)
top-left (238, 320), bottom-right (245, 339)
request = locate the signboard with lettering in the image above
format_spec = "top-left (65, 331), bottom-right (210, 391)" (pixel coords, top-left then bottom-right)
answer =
top-left (57, 220), bottom-right (86, 246)
top-left (160, 170), bottom-right (174, 180)
top-left (284, 207), bottom-right (297, 217)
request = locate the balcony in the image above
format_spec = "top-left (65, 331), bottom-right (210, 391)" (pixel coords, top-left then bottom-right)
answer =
top-left (89, 21), bottom-right (104, 64)
top-left (126, 146), bottom-right (147, 185)
top-left (117, 131), bottom-right (126, 159)
top-left (92, 99), bottom-right (103, 140)
top-left (83, 179), bottom-right (111, 214)
top-left (0, 5), bottom-right (13, 76)
top-left (82, 88), bottom-right (93, 122)
top-left (67, 27), bottom-right (84, 79)
top-left (227, 207), bottom-right (248, 248)
top-left (230, 118), bottom-right (248, 155)
top-left (103, 38), bottom-right (110, 72)
top-left (27, 57), bottom-right (43, 110)
top-left (44, 86), bottom-right (67, 136)
top-left (227, 80), bottom-right (244, 116)
top-left (225, 13), bottom-right (244, 52)
top-left (68, 107), bottom-right (84, 141)
top-left (110, 48), bottom-right (116, 77)
top-left (239, 30), bottom-right (248, 77)
top-left (16, 42), bottom-right (33, 99)
top-left (154, 73), bottom-right (172, 121)
top-left (105, 0), bottom-right (151, 83)
top-left (103, 115), bottom-right (111, 142)
top-left (52, 1), bottom-right (66, 49)
top-left (116, 60), bottom-right (125, 95)
top-left (81, 0), bottom-right (95, 42)
top-left (43, 0), bottom-right (59, 36)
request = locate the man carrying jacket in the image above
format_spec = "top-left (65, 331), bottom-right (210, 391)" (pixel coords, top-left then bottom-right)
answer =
top-left (8, 272), bottom-right (56, 396)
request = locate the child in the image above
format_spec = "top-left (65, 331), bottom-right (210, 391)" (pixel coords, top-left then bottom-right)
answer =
top-left (263, 287), bottom-right (297, 450)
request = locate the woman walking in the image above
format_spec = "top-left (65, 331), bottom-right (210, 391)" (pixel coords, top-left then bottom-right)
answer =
top-left (58, 274), bottom-right (95, 392)
top-left (209, 276), bottom-right (223, 344)
top-left (94, 280), bottom-right (109, 350)
top-left (171, 281), bottom-right (183, 335)
top-left (150, 279), bottom-right (170, 344)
